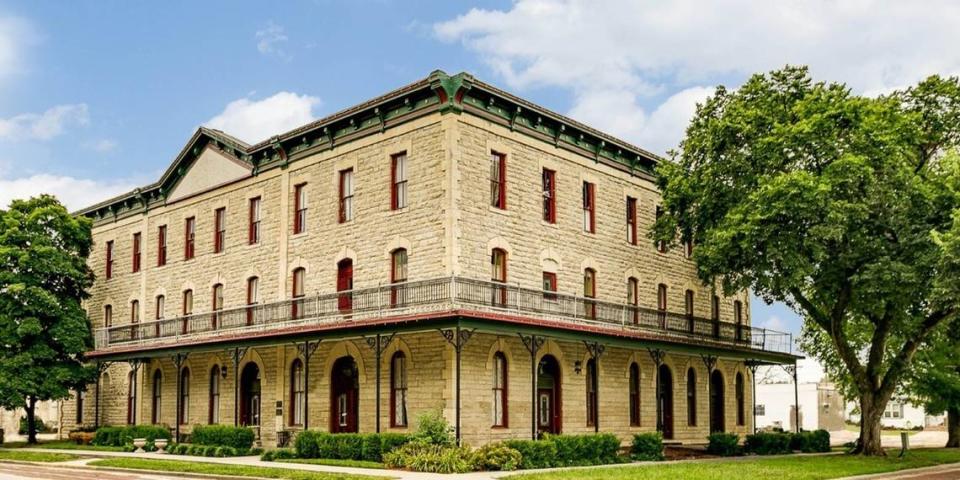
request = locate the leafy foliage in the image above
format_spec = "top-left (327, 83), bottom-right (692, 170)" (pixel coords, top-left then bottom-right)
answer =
top-left (293, 431), bottom-right (412, 462)
top-left (92, 425), bottom-right (171, 447)
top-left (468, 442), bottom-right (522, 471)
top-left (706, 433), bottom-right (741, 456)
top-left (630, 432), bottom-right (665, 461)
top-left (190, 425), bottom-right (255, 451)
top-left (744, 432), bottom-right (793, 455)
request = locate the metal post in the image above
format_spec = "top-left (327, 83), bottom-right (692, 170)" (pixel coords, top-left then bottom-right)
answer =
top-left (584, 341), bottom-right (605, 433)
top-left (648, 349), bottom-right (665, 434)
top-left (520, 333), bottom-right (545, 440)
top-left (701, 355), bottom-right (717, 432)
top-left (94, 361), bottom-right (102, 428)
top-left (297, 340), bottom-right (320, 430)
top-left (172, 353), bottom-right (187, 442)
top-left (440, 325), bottom-right (473, 445)
top-left (228, 347), bottom-right (247, 426)
top-left (792, 361), bottom-right (800, 433)
top-left (376, 335), bottom-right (382, 433)
top-left (745, 360), bottom-right (760, 434)
top-left (365, 334), bottom-right (395, 434)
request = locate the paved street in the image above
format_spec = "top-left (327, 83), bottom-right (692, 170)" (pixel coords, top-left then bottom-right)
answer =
top-left (847, 463), bottom-right (960, 479)
top-left (0, 462), bottom-right (188, 480)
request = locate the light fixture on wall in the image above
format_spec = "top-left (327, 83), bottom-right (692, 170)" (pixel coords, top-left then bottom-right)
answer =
top-left (574, 360), bottom-right (583, 375)
top-left (221, 365), bottom-right (228, 379)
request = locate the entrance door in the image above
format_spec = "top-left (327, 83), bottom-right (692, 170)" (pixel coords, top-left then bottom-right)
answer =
top-left (658, 364), bottom-right (674, 439)
top-left (330, 356), bottom-right (359, 432)
top-left (337, 259), bottom-right (353, 312)
top-left (240, 363), bottom-right (261, 427)
top-left (710, 370), bottom-right (725, 433)
top-left (536, 355), bottom-right (562, 436)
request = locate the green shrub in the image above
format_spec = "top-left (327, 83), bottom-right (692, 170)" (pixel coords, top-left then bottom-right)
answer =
top-left (92, 426), bottom-right (124, 446)
top-left (503, 439), bottom-right (558, 469)
top-left (744, 432), bottom-right (792, 455)
top-left (18, 417), bottom-right (48, 434)
top-left (468, 442), bottom-right (522, 471)
top-left (412, 409), bottom-right (455, 446)
top-left (261, 448), bottom-right (297, 462)
top-left (190, 425), bottom-right (255, 451)
top-left (293, 431), bottom-right (412, 461)
top-left (383, 443), bottom-right (472, 473)
top-left (790, 430), bottom-right (830, 453)
top-left (92, 425), bottom-right (170, 447)
top-left (631, 432), bottom-right (664, 461)
top-left (706, 432), bottom-right (741, 456)
top-left (545, 433), bottom-right (621, 466)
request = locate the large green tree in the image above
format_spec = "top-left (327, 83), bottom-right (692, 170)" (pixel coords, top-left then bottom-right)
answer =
top-left (908, 326), bottom-right (960, 447)
top-left (0, 195), bottom-right (96, 443)
top-left (652, 66), bottom-right (960, 455)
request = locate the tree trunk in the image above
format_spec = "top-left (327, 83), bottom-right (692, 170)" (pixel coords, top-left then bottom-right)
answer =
top-left (947, 407), bottom-right (960, 448)
top-left (25, 396), bottom-right (38, 445)
top-left (853, 395), bottom-right (887, 456)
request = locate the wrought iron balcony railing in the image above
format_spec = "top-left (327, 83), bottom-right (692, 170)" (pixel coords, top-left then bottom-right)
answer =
top-left (93, 276), bottom-right (793, 355)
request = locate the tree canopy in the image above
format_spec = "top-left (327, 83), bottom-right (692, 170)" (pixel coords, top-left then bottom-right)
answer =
top-left (652, 66), bottom-right (960, 454)
top-left (0, 195), bottom-right (96, 442)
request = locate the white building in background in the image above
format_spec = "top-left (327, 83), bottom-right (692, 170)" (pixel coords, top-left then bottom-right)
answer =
top-left (755, 381), bottom-right (845, 432)
top-left (847, 398), bottom-right (945, 430)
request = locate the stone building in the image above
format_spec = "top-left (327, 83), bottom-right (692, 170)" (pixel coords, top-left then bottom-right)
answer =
top-left (61, 71), bottom-right (797, 447)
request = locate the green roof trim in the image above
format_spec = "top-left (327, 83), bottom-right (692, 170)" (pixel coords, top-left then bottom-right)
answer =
top-left (78, 70), bottom-right (663, 224)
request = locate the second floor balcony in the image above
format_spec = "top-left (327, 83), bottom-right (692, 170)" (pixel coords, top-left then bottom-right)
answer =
top-left (92, 276), bottom-right (794, 356)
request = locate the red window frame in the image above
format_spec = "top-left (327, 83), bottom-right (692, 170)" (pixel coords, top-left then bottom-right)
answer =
top-left (542, 271), bottom-right (558, 300)
top-left (390, 351), bottom-right (408, 427)
top-left (157, 225), bottom-right (167, 267)
top-left (105, 240), bottom-right (114, 279)
top-left (491, 151), bottom-right (507, 209)
top-left (184, 217), bottom-right (195, 260)
top-left (294, 183), bottom-right (307, 234)
top-left (584, 268), bottom-right (597, 319)
top-left (213, 208), bottom-right (226, 253)
top-left (132, 232), bottom-right (141, 273)
top-left (491, 248), bottom-right (508, 306)
top-left (338, 170), bottom-right (353, 223)
top-left (582, 181), bottom-right (595, 233)
top-left (182, 289), bottom-right (193, 335)
top-left (542, 168), bottom-right (556, 223)
top-left (628, 277), bottom-right (639, 324)
top-left (337, 259), bottom-right (353, 312)
top-left (626, 196), bottom-right (637, 245)
top-left (657, 283), bottom-right (668, 328)
top-left (391, 152), bottom-right (407, 210)
top-left (246, 277), bottom-right (258, 325)
top-left (290, 359), bottom-right (304, 426)
top-left (390, 249), bottom-right (408, 307)
top-left (248, 197), bottom-right (261, 244)
top-left (211, 284), bottom-right (223, 329)
top-left (291, 268), bottom-right (305, 319)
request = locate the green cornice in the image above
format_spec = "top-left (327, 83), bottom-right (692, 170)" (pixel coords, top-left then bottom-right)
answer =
top-left (78, 70), bottom-right (663, 224)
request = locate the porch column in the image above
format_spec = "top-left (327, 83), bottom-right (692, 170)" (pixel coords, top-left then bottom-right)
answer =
top-left (228, 347), bottom-right (247, 426)
top-left (701, 355), bottom-right (717, 432)
top-left (126, 359), bottom-right (141, 425)
top-left (584, 341), bottom-right (605, 433)
top-left (298, 340), bottom-right (321, 429)
top-left (648, 349), bottom-right (665, 434)
top-left (520, 333), bottom-right (545, 440)
top-left (440, 325), bottom-right (474, 445)
top-left (364, 333), bottom-right (395, 433)
top-left (94, 361), bottom-right (102, 428)
top-left (172, 353), bottom-right (188, 441)
top-left (791, 361), bottom-right (799, 433)
top-left (745, 360), bottom-right (761, 434)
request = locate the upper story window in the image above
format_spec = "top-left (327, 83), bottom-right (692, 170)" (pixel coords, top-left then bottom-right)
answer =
top-left (130, 300), bottom-right (140, 324)
top-left (292, 268), bottom-right (305, 319)
top-left (155, 295), bottom-right (165, 320)
top-left (626, 197), bottom-right (638, 245)
top-left (627, 276), bottom-right (639, 324)
top-left (157, 225), bottom-right (167, 267)
top-left (490, 151), bottom-right (507, 209)
top-left (542, 168), bottom-right (556, 223)
top-left (655, 205), bottom-right (666, 252)
top-left (657, 283), bottom-right (668, 312)
top-left (684, 239), bottom-right (693, 258)
top-left (104, 304), bottom-right (113, 328)
top-left (214, 208), bottom-right (226, 253)
top-left (734, 300), bottom-right (744, 341)
top-left (183, 289), bottom-right (194, 316)
top-left (132, 232), bottom-right (142, 273)
top-left (339, 169), bottom-right (354, 223)
top-left (391, 248), bottom-right (408, 307)
top-left (391, 152), bottom-right (408, 210)
top-left (294, 183), bottom-right (307, 234)
top-left (685, 290), bottom-right (695, 317)
top-left (249, 196), bottom-right (261, 244)
top-left (711, 294), bottom-right (720, 321)
top-left (582, 181), bottom-right (596, 233)
top-left (584, 268), bottom-right (597, 319)
top-left (542, 271), bottom-right (557, 300)
top-left (246, 276), bottom-right (259, 325)
top-left (105, 240), bottom-right (114, 279)
top-left (184, 217), bottom-right (196, 260)
top-left (212, 283), bottom-right (224, 329)
top-left (491, 248), bottom-right (507, 306)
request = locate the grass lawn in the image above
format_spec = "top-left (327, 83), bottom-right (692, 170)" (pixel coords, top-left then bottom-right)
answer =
top-left (509, 449), bottom-right (960, 480)
top-left (88, 458), bottom-right (389, 480)
top-left (277, 458), bottom-right (386, 469)
top-left (2, 440), bottom-right (124, 452)
top-left (0, 450), bottom-right (80, 462)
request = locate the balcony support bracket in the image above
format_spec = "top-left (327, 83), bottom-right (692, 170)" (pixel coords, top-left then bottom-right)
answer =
top-left (648, 349), bottom-right (666, 434)
top-left (520, 333), bottom-right (547, 440)
top-left (440, 326), bottom-right (474, 445)
top-left (296, 340), bottom-right (321, 429)
top-left (364, 333), bottom-right (396, 433)
top-left (227, 347), bottom-right (249, 426)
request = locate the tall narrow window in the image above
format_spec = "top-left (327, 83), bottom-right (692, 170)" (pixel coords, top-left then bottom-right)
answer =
top-left (209, 366), bottom-right (220, 424)
top-left (736, 373), bottom-right (745, 426)
top-left (542, 271), bottom-right (558, 300)
top-left (712, 294), bottom-right (721, 338)
top-left (76, 389), bottom-right (85, 424)
top-left (182, 289), bottom-right (193, 334)
top-left (157, 225), bottom-right (167, 266)
top-left (132, 232), bottom-right (141, 273)
top-left (294, 183), bottom-right (307, 234)
top-left (586, 358), bottom-right (598, 426)
top-left (582, 181), bottom-right (596, 233)
top-left (391, 352), bottom-right (408, 427)
top-left (151, 370), bottom-right (162, 424)
top-left (249, 196), bottom-right (261, 244)
top-left (130, 300), bottom-right (140, 328)
top-left (127, 370), bottom-right (137, 425)
top-left (214, 207), bottom-right (226, 253)
top-left (687, 368), bottom-right (697, 426)
top-left (629, 363), bottom-right (640, 426)
top-left (490, 151), bottom-right (506, 209)
top-left (627, 277), bottom-right (639, 324)
top-left (657, 283), bottom-right (667, 328)
top-left (339, 169), bottom-right (354, 223)
top-left (246, 277), bottom-right (259, 325)
top-left (655, 206), bottom-right (666, 252)
top-left (104, 304), bottom-right (113, 328)
top-left (105, 240), bottom-right (114, 279)
top-left (184, 217), bottom-right (196, 260)
top-left (291, 268), bottom-right (305, 319)
top-left (211, 284), bottom-right (223, 329)
top-left (155, 295), bottom-right (165, 320)
top-left (493, 352), bottom-right (508, 427)
top-left (584, 268), bottom-right (597, 319)
top-left (390, 249), bottom-right (408, 307)
top-left (542, 168), bottom-right (556, 223)
top-left (626, 196), bottom-right (638, 245)
top-left (337, 259), bottom-right (353, 312)
top-left (491, 248), bottom-right (507, 306)
top-left (734, 300), bottom-right (744, 341)
top-left (684, 239), bottom-right (693, 259)
top-left (290, 359), bottom-right (304, 426)
top-left (391, 152), bottom-right (408, 210)
top-left (179, 368), bottom-right (190, 425)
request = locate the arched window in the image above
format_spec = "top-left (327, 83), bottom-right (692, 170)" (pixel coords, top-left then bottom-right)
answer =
top-left (104, 304), bottom-right (113, 328)
top-left (583, 268), bottom-right (597, 319)
top-left (657, 283), bottom-right (667, 327)
top-left (687, 368), bottom-right (697, 426)
top-left (182, 289), bottom-right (193, 334)
top-left (337, 259), bottom-right (353, 312)
top-left (211, 283), bottom-right (224, 329)
top-left (127, 370), bottom-right (137, 425)
top-left (711, 295), bottom-right (721, 338)
top-left (491, 248), bottom-right (507, 306)
top-left (734, 300), bottom-right (744, 341)
top-left (290, 358), bottom-right (304, 426)
top-left (130, 300), bottom-right (140, 339)
top-left (209, 365), bottom-right (220, 424)
top-left (736, 372), bottom-right (745, 426)
top-left (179, 367), bottom-right (190, 425)
top-left (493, 352), bottom-right (508, 427)
top-left (76, 389), bottom-right (85, 424)
top-left (685, 290), bottom-right (695, 332)
top-left (629, 362), bottom-right (640, 426)
top-left (155, 295), bottom-right (165, 337)
top-left (391, 352), bottom-right (408, 427)
top-left (247, 276), bottom-right (259, 325)
top-left (390, 248), bottom-right (408, 307)
top-left (586, 358), bottom-right (598, 426)
top-left (627, 277), bottom-right (639, 324)
top-left (151, 369), bottom-right (162, 424)
top-left (291, 268), bottom-right (305, 319)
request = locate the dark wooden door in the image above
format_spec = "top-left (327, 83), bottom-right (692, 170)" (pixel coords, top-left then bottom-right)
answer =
top-left (658, 364), bottom-right (674, 439)
top-left (331, 356), bottom-right (358, 433)
top-left (710, 370), bottom-right (725, 433)
top-left (337, 260), bottom-right (353, 312)
top-left (240, 363), bottom-right (261, 427)
top-left (536, 355), bottom-right (562, 436)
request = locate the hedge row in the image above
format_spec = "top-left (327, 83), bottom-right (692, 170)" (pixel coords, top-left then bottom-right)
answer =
top-left (92, 425), bottom-right (171, 446)
top-left (711, 430), bottom-right (832, 456)
top-left (503, 433), bottom-right (621, 469)
top-left (294, 431), bottom-right (413, 462)
top-left (190, 425), bottom-right (255, 451)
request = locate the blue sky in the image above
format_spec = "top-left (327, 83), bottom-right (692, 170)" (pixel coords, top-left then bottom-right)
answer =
top-left (3, 1), bottom-right (959, 363)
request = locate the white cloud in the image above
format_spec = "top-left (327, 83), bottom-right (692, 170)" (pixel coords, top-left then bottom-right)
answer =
top-left (255, 21), bottom-right (291, 60)
top-left (757, 315), bottom-right (787, 333)
top-left (0, 15), bottom-right (36, 81)
top-left (436, 0), bottom-right (960, 153)
top-left (82, 138), bottom-right (118, 153)
top-left (0, 173), bottom-right (137, 211)
top-left (0, 104), bottom-right (89, 141)
top-left (203, 92), bottom-right (320, 144)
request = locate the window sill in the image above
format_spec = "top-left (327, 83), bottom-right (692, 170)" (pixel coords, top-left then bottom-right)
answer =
top-left (490, 425), bottom-right (509, 430)
top-left (488, 205), bottom-right (511, 217)
top-left (387, 207), bottom-right (408, 217)
top-left (541, 220), bottom-right (559, 229)
top-left (291, 231), bottom-right (308, 240)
